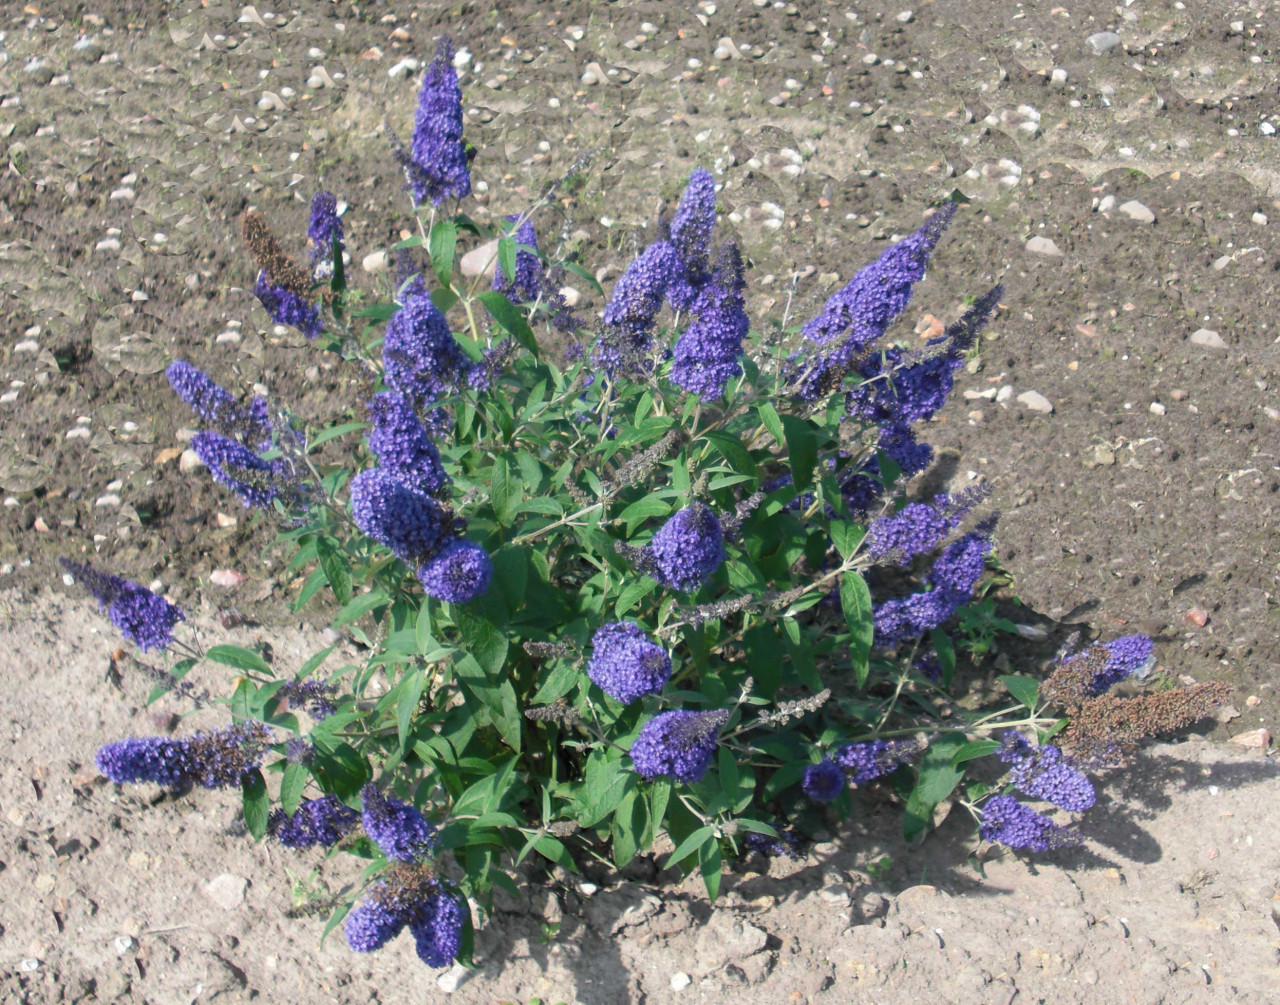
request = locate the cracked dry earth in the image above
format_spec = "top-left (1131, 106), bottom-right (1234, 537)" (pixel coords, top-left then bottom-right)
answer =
top-left (2, 0), bottom-right (1280, 1003)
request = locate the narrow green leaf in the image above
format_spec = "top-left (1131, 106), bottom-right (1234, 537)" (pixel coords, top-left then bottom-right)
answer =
top-left (615, 576), bottom-right (658, 617)
top-left (665, 824), bottom-right (714, 870)
top-left (241, 770), bottom-right (269, 840)
top-left (951, 740), bottom-right (1000, 767)
top-left (415, 601), bottom-right (436, 656)
top-left (280, 761), bottom-right (309, 816)
top-left (315, 536), bottom-right (352, 606)
top-left (307, 421), bottom-right (367, 452)
top-left (830, 520), bottom-right (864, 562)
top-left (903, 737), bottom-right (966, 842)
top-left (701, 430), bottom-right (758, 478)
top-left (930, 629), bottom-right (957, 686)
top-left (497, 236), bottom-right (517, 287)
top-left (779, 414), bottom-right (818, 493)
top-left (618, 495), bottom-right (673, 531)
top-left (699, 839), bottom-right (723, 901)
top-left (429, 220), bottom-right (457, 288)
top-left (999, 674), bottom-right (1041, 711)
top-left (477, 290), bottom-right (538, 355)
top-left (332, 589), bottom-right (389, 628)
top-left (534, 835), bottom-right (579, 873)
top-left (489, 456), bottom-right (522, 526)
top-left (757, 402), bottom-right (785, 447)
top-left (840, 571), bottom-right (874, 688)
top-left (207, 644), bottom-right (271, 675)
top-left (397, 670), bottom-right (426, 750)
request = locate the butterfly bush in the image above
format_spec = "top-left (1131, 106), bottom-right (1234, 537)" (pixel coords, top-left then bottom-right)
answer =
top-left (70, 33), bottom-right (1233, 976)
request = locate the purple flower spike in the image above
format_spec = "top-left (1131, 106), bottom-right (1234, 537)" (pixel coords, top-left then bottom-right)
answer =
top-left (416, 538), bottom-right (492, 604)
top-left (403, 37), bottom-right (471, 206)
top-left (802, 203), bottom-right (955, 348)
top-left (999, 733), bottom-right (1096, 812)
top-left (383, 291), bottom-right (475, 406)
top-left (345, 885), bottom-right (407, 953)
top-left (598, 240), bottom-right (681, 371)
top-left (979, 794), bottom-right (1080, 852)
top-left (268, 795), bottom-right (359, 848)
top-left (831, 737), bottom-right (926, 784)
top-left (409, 892), bottom-right (465, 968)
top-left (191, 431), bottom-right (281, 509)
top-left (872, 525), bottom-right (995, 646)
top-left (492, 215), bottom-right (541, 303)
top-left (629, 708), bottom-right (729, 784)
top-left (61, 558), bottom-right (185, 653)
top-left (667, 168), bottom-right (717, 310)
top-left (253, 271), bottom-right (323, 339)
top-left (1092, 634), bottom-right (1156, 693)
top-left (307, 191), bottom-right (344, 281)
top-left (670, 242), bottom-right (749, 400)
top-left (96, 736), bottom-right (194, 788)
top-left (587, 622), bottom-right (672, 705)
top-left (350, 468), bottom-right (449, 563)
top-left (802, 759), bottom-right (845, 803)
top-left (648, 502), bottom-right (726, 593)
top-left (166, 361), bottom-right (271, 446)
top-left (360, 785), bottom-right (438, 863)
top-left (366, 392), bottom-right (450, 497)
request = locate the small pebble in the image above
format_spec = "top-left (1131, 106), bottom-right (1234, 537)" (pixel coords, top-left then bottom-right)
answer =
top-left (1017, 390), bottom-right (1053, 413)
top-left (1190, 328), bottom-right (1227, 350)
top-left (671, 973), bottom-right (692, 991)
top-left (1025, 236), bottom-right (1062, 256)
top-left (1252, 212), bottom-right (1268, 226)
top-left (1119, 200), bottom-right (1155, 224)
top-left (1086, 31), bottom-right (1122, 55)
top-left (1149, 401), bottom-right (1166, 415)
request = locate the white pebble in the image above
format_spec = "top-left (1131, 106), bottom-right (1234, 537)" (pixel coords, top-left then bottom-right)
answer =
top-left (1190, 328), bottom-right (1227, 350)
top-left (65, 427), bottom-right (91, 440)
top-left (896, 10), bottom-right (913, 22)
top-left (95, 494), bottom-right (121, 509)
top-left (362, 250), bottom-right (388, 274)
top-left (1025, 236), bottom-right (1062, 256)
top-left (670, 973), bottom-right (692, 991)
top-left (1017, 390), bottom-right (1053, 413)
top-left (1118, 200), bottom-right (1155, 224)
top-left (1149, 401), bottom-right (1166, 415)
top-left (1252, 211), bottom-right (1268, 225)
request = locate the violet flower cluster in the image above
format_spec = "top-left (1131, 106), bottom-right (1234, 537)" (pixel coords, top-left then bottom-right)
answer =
top-left (599, 239), bottom-right (681, 370)
top-left (670, 242), bottom-right (750, 400)
top-left (191, 431), bottom-right (285, 509)
top-left (646, 502), bottom-right (726, 593)
top-left (802, 759), bottom-right (846, 803)
top-left (366, 392), bottom-right (451, 497)
top-left (350, 468), bottom-right (450, 564)
top-left (1092, 634), bottom-right (1156, 693)
top-left (864, 486), bottom-right (991, 565)
top-left (979, 794), bottom-right (1080, 852)
top-left (166, 361), bottom-right (271, 447)
top-left (492, 215), bottom-right (542, 303)
top-left (96, 722), bottom-right (270, 790)
top-left (279, 678), bottom-right (339, 720)
top-left (832, 737), bottom-right (926, 785)
top-left (998, 733), bottom-right (1096, 812)
top-left (268, 795), bottom-right (358, 849)
top-left (61, 558), bottom-right (185, 653)
top-left (872, 522), bottom-right (997, 646)
top-left (587, 622), bottom-right (672, 705)
top-left (307, 190), bottom-right (344, 282)
top-left (345, 866), bottom-right (463, 968)
top-left (383, 290), bottom-right (477, 406)
top-left (417, 538), bottom-right (493, 604)
top-left (630, 708), bottom-right (729, 784)
top-left (361, 785), bottom-right (438, 863)
top-left (397, 37), bottom-right (471, 207)
top-left (254, 271), bottom-right (323, 339)
top-left (666, 167), bottom-right (717, 310)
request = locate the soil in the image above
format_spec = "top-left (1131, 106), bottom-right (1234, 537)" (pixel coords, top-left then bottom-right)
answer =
top-left (1, 0), bottom-right (1278, 1002)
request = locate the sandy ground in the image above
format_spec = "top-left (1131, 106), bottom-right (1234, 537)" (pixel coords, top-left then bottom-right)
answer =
top-left (0, 591), bottom-right (1277, 1004)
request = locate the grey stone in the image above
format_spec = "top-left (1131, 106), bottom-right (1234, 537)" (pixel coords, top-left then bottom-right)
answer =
top-left (1025, 236), bottom-right (1062, 256)
top-left (694, 913), bottom-right (768, 973)
top-left (1119, 200), bottom-right (1155, 224)
top-left (205, 873), bottom-right (248, 910)
top-left (1190, 328), bottom-right (1227, 350)
top-left (1017, 390), bottom-right (1054, 413)
top-left (1086, 31), bottom-right (1122, 55)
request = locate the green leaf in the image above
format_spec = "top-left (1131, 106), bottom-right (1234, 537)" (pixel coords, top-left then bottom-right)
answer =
top-left (699, 839), bottom-right (723, 901)
top-left (563, 259), bottom-right (604, 294)
top-left (779, 414), bottom-right (818, 493)
top-left (757, 402), bottom-right (785, 447)
top-left (454, 655), bottom-right (522, 750)
top-left (999, 675), bottom-right (1041, 711)
top-left (903, 737), bottom-right (966, 842)
top-left (315, 536), bottom-right (352, 606)
top-left (531, 661), bottom-right (579, 704)
top-left (453, 608), bottom-right (509, 676)
top-left (840, 571), bottom-right (874, 689)
top-left (614, 576), bottom-right (658, 617)
top-left (396, 670), bottom-right (426, 750)
top-left (241, 770), bottom-right (269, 840)
top-left (701, 430), bottom-right (758, 478)
top-left (280, 761), bottom-right (309, 816)
top-left (307, 421), bottom-right (367, 452)
top-left (497, 236), bottom-right (517, 287)
top-left (951, 740), bottom-right (1000, 767)
top-left (830, 520), bottom-right (864, 562)
top-left (930, 629), bottom-right (957, 686)
top-left (489, 456), bottom-right (522, 526)
top-left (665, 824), bottom-right (714, 870)
top-left (415, 601), bottom-right (437, 656)
top-left (321, 901), bottom-right (353, 945)
top-left (429, 220), bottom-right (457, 288)
top-left (534, 835), bottom-right (579, 873)
top-left (577, 753), bottom-right (633, 828)
top-left (332, 589), bottom-right (389, 628)
top-left (206, 644), bottom-right (272, 676)
top-left (477, 290), bottom-right (538, 355)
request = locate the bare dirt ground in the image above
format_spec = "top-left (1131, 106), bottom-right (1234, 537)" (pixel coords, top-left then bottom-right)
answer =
top-left (1, 0), bottom-right (1279, 1002)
